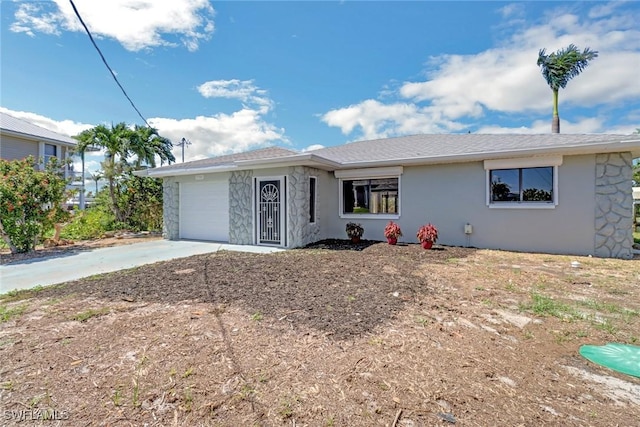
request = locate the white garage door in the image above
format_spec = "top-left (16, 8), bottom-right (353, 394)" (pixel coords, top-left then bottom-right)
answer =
top-left (179, 179), bottom-right (229, 241)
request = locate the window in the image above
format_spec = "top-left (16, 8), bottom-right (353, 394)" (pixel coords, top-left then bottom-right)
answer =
top-left (44, 144), bottom-right (57, 165)
top-left (309, 176), bottom-right (317, 223)
top-left (342, 177), bottom-right (399, 215)
top-left (490, 167), bottom-right (553, 203)
top-left (484, 156), bottom-right (561, 208)
top-left (336, 167), bottom-right (403, 217)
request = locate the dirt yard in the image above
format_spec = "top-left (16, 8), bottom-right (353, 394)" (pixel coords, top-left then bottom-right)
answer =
top-left (1, 241), bottom-right (639, 426)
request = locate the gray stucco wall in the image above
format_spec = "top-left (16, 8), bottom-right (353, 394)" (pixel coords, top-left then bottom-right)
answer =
top-left (162, 177), bottom-right (179, 240)
top-left (324, 154), bottom-right (604, 257)
top-left (287, 166), bottom-right (322, 248)
top-left (229, 170), bottom-right (253, 245)
top-left (594, 152), bottom-right (634, 259)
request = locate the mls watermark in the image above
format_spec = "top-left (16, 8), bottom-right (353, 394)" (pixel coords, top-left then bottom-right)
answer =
top-left (3, 408), bottom-right (69, 422)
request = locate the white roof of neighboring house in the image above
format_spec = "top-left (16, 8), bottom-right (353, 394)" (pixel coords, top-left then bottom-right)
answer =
top-left (0, 111), bottom-right (77, 147)
top-left (141, 133), bottom-right (640, 178)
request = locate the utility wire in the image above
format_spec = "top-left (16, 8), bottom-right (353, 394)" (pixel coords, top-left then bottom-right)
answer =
top-left (68, 0), bottom-right (150, 127)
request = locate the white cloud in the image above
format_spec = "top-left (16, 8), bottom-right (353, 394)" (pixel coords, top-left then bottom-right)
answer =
top-left (10, 0), bottom-right (215, 52)
top-left (498, 3), bottom-right (525, 19)
top-left (322, 100), bottom-right (466, 140)
top-left (302, 144), bottom-right (325, 152)
top-left (149, 109), bottom-right (287, 162)
top-left (477, 117), bottom-right (607, 134)
top-left (197, 79), bottom-right (274, 113)
top-left (321, 3), bottom-right (640, 140)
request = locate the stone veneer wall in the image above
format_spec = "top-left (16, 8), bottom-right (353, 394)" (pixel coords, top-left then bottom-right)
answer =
top-left (229, 170), bottom-right (253, 245)
top-left (163, 177), bottom-right (179, 240)
top-left (287, 166), bottom-right (321, 248)
top-left (594, 152), bottom-right (633, 259)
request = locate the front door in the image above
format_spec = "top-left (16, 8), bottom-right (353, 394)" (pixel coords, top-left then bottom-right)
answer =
top-left (257, 178), bottom-right (284, 246)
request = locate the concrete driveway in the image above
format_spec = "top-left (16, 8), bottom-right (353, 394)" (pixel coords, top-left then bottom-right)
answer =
top-left (0, 240), bottom-right (283, 294)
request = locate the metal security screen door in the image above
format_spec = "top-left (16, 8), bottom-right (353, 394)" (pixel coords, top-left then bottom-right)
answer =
top-left (257, 179), bottom-right (284, 245)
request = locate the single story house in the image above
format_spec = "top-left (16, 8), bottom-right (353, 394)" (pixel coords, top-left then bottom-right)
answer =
top-left (137, 134), bottom-right (640, 259)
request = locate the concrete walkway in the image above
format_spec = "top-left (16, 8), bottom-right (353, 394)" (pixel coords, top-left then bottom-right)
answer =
top-left (0, 240), bottom-right (283, 294)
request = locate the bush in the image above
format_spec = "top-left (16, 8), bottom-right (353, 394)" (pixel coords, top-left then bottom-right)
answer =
top-left (0, 157), bottom-right (70, 253)
top-left (60, 208), bottom-right (117, 240)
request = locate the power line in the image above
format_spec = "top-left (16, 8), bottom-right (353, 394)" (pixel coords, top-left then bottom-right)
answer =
top-left (68, 0), bottom-right (150, 127)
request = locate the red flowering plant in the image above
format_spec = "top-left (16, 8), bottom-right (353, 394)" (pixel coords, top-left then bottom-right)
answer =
top-left (416, 223), bottom-right (438, 243)
top-left (383, 221), bottom-right (403, 239)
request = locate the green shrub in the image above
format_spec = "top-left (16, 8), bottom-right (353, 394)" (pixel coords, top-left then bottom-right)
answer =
top-left (60, 208), bottom-right (117, 240)
top-left (0, 157), bottom-right (70, 253)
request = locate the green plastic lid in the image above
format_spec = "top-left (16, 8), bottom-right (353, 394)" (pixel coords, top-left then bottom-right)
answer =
top-left (579, 343), bottom-right (640, 378)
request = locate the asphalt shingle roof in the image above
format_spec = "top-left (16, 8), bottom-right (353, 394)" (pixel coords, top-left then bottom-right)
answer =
top-left (146, 133), bottom-right (640, 176)
top-left (309, 133), bottom-right (639, 164)
top-left (152, 146), bottom-right (299, 171)
top-left (0, 111), bottom-right (77, 146)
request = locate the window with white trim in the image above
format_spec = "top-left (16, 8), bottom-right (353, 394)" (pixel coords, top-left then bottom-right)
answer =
top-left (484, 156), bottom-right (561, 208)
top-left (342, 178), bottom-right (399, 214)
top-left (336, 166), bottom-right (403, 217)
top-left (490, 167), bottom-right (553, 202)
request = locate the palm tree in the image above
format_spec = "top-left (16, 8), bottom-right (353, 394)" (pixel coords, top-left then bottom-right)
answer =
top-left (90, 171), bottom-right (102, 194)
top-left (129, 124), bottom-right (175, 168)
top-left (76, 123), bottom-right (175, 222)
top-left (76, 123), bottom-right (133, 222)
top-left (537, 44), bottom-right (598, 133)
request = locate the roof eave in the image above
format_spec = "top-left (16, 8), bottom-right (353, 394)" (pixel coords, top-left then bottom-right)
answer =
top-left (144, 164), bottom-right (238, 177)
top-left (1, 129), bottom-right (78, 148)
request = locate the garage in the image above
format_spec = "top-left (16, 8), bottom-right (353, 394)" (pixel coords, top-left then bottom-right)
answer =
top-left (179, 178), bottom-right (229, 241)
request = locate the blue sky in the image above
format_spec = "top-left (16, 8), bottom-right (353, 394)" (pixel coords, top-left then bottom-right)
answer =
top-left (1, 1), bottom-right (639, 176)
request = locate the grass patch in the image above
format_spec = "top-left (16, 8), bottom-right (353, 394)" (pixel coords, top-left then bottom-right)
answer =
top-left (578, 299), bottom-right (640, 317)
top-left (0, 285), bottom-right (48, 303)
top-left (520, 293), bottom-right (581, 320)
top-left (71, 307), bottom-right (110, 322)
top-left (0, 304), bottom-right (27, 323)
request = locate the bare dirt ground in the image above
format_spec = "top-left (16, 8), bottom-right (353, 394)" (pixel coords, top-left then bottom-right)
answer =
top-left (1, 241), bottom-right (639, 426)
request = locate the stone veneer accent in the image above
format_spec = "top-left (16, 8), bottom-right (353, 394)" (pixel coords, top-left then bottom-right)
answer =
top-left (594, 152), bottom-right (633, 259)
top-left (229, 170), bottom-right (253, 245)
top-left (163, 177), bottom-right (179, 240)
top-left (287, 166), bottom-right (321, 248)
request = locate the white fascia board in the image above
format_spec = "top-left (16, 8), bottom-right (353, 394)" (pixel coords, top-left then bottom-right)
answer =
top-left (334, 166), bottom-right (403, 179)
top-left (146, 164), bottom-right (238, 178)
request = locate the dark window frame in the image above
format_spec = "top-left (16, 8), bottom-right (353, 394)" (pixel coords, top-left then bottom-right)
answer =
top-left (489, 166), bottom-right (554, 203)
top-left (340, 177), bottom-right (399, 215)
top-left (309, 176), bottom-right (317, 224)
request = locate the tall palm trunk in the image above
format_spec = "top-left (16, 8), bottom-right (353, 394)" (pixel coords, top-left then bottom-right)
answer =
top-left (552, 89), bottom-right (560, 133)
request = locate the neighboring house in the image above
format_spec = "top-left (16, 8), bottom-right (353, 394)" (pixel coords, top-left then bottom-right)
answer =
top-left (137, 134), bottom-right (640, 259)
top-left (0, 111), bottom-right (76, 179)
